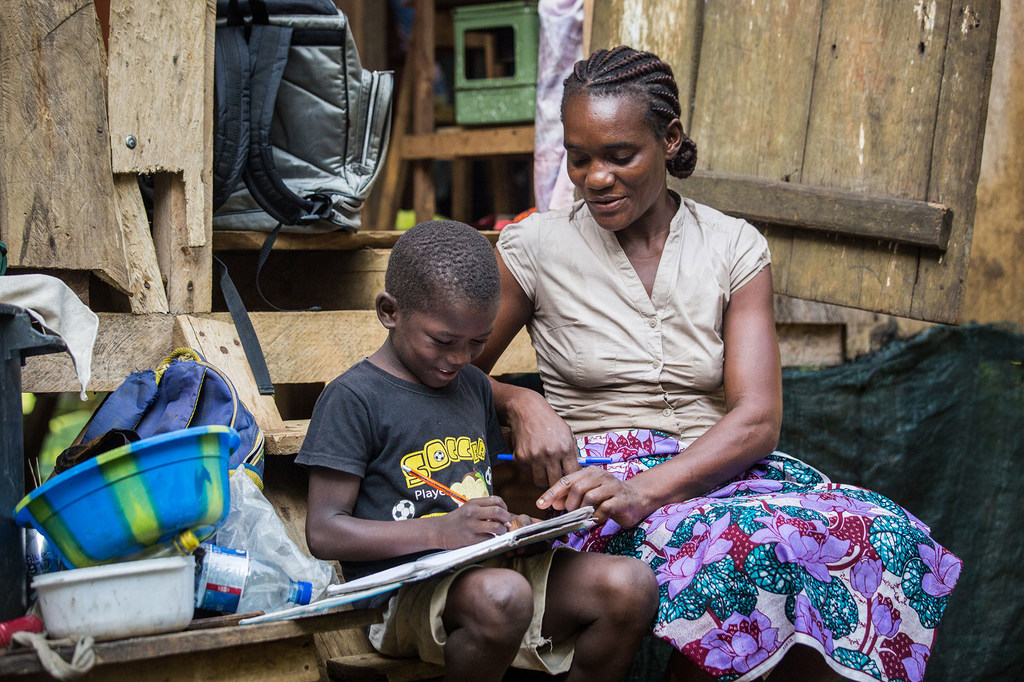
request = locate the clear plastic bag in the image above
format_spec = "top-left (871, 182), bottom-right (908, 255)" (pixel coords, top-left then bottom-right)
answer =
top-left (214, 471), bottom-right (338, 601)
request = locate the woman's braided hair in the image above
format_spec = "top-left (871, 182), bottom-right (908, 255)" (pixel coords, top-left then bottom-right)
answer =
top-left (562, 45), bottom-right (697, 179)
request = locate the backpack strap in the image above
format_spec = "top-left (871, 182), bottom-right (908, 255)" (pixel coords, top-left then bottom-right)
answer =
top-left (213, 255), bottom-right (276, 395)
top-left (241, 16), bottom-right (332, 226)
top-left (211, 3), bottom-right (251, 212)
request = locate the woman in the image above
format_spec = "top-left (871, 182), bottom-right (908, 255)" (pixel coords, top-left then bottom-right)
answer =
top-left (474, 46), bottom-right (960, 682)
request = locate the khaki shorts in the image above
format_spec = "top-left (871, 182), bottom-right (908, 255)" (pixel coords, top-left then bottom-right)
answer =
top-left (367, 546), bottom-right (574, 674)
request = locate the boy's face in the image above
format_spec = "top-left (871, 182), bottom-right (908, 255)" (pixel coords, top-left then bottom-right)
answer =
top-left (382, 297), bottom-right (499, 388)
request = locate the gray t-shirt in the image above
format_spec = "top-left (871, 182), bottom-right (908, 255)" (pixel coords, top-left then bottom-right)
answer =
top-left (297, 359), bottom-right (507, 583)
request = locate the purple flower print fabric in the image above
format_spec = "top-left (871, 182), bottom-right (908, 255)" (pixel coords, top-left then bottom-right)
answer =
top-left (555, 430), bottom-right (961, 682)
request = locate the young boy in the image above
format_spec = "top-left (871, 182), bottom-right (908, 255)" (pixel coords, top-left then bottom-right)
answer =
top-left (299, 220), bottom-right (658, 681)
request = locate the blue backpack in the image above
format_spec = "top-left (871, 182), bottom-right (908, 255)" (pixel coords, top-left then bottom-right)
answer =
top-left (81, 348), bottom-right (265, 487)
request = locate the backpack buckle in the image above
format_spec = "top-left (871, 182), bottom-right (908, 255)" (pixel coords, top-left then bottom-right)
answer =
top-left (298, 194), bottom-right (333, 223)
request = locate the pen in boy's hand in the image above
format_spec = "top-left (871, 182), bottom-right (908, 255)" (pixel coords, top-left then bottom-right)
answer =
top-left (400, 464), bottom-right (468, 505)
top-left (495, 453), bottom-right (613, 465)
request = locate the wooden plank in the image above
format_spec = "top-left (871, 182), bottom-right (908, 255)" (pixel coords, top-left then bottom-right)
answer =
top-left (962, 3), bottom-right (1022, 326)
top-left (589, 0), bottom-right (703, 129)
top-left (107, 0), bottom-right (213, 249)
top-left (912, 0), bottom-right (1000, 320)
top-left (327, 653), bottom-right (444, 682)
top-left (682, 170), bottom-right (953, 249)
top-left (411, 0), bottom-right (436, 224)
top-left (680, 0), bottom-right (823, 305)
top-left (781, 0), bottom-right (950, 318)
top-left (593, 0), bottom-right (997, 323)
top-left (153, 172), bottom-right (211, 313)
top-left (213, 230), bottom-right (501, 251)
top-left (113, 174), bottom-right (170, 313)
top-left (776, 323), bottom-right (845, 368)
top-left (21, 312), bottom-right (177, 393)
top-left (0, 0), bottom-right (131, 293)
top-left (399, 126), bottom-right (536, 160)
top-left (83, 638), bottom-right (322, 682)
top-left (0, 610), bottom-right (381, 678)
top-left (21, 312), bottom-right (539, 393)
top-left (691, 0), bottom-right (822, 178)
top-left (367, 19), bottom-right (415, 232)
top-left (266, 419), bottom-right (312, 456)
top-left (173, 315), bottom-right (285, 430)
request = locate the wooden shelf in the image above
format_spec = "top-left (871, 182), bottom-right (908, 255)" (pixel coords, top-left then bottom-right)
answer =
top-left (212, 229), bottom-right (501, 251)
top-left (398, 125), bottom-right (534, 161)
top-left (0, 608), bottom-right (382, 679)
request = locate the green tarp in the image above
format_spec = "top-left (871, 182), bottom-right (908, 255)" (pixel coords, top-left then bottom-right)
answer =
top-left (780, 323), bottom-right (1024, 681)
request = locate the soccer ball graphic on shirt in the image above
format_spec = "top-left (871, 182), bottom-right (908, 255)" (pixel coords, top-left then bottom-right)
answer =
top-left (392, 499), bottom-right (416, 520)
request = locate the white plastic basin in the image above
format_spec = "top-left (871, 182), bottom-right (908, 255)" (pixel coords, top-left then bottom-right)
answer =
top-left (32, 555), bottom-right (195, 641)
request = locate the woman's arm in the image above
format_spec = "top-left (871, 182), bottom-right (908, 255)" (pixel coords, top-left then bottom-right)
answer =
top-left (473, 252), bottom-right (580, 488)
top-left (537, 266), bottom-right (782, 526)
top-left (305, 466), bottom-right (516, 562)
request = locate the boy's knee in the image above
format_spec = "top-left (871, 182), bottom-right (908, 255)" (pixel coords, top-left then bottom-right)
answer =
top-left (448, 569), bottom-right (534, 640)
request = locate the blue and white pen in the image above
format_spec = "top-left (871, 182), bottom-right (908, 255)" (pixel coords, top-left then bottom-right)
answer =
top-left (496, 453), bottom-right (613, 465)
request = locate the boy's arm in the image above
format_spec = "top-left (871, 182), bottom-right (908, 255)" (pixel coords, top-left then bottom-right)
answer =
top-left (305, 465), bottom-right (520, 562)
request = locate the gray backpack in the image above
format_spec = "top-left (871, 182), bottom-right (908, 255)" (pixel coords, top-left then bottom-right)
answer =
top-left (209, 0), bottom-right (393, 395)
top-left (211, 0), bottom-right (393, 234)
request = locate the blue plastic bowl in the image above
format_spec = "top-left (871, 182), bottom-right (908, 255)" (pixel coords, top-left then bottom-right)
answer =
top-left (14, 426), bottom-right (239, 568)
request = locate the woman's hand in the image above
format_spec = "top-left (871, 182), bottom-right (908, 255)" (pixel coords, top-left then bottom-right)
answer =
top-left (505, 388), bottom-right (580, 488)
top-left (536, 469), bottom-right (651, 529)
top-left (433, 497), bottom-right (515, 550)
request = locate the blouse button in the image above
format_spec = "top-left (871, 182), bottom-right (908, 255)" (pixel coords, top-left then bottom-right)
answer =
top-left (652, 359), bottom-right (661, 368)
top-left (649, 319), bottom-right (658, 328)
top-left (661, 408), bottom-right (672, 417)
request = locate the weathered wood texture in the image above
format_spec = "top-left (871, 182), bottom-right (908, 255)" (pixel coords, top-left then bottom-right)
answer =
top-left (213, 229), bottom-right (500, 251)
top-left (20, 312), bottom-right (538, 393)
top-left (113, 174), bottom-right (170, 313)
top-left (0, 1), bottom-right (130, 293)
top-left (399, 126), bottom-right (535, 160)
top-left (107, 0), bottom-right (215, 312)
top-left (963, 1), bottom-right (1024, 327)
top-left (107, 0), bottom-right (212, 249)
top-left (592, 0), bottom-right (1000, 323)
top-left (0, 609), bottom-right (380, 680)
top-left (327, 653), bottom-right (444, 682)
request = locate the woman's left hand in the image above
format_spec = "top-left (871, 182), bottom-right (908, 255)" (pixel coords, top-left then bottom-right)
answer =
top-left (536, 468), bottom-right (650, 528)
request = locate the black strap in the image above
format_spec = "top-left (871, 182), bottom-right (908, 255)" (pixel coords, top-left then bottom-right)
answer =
top-left (213, 255), bottom-right (275, 395)
top-left (212, 24), bottom-right (252, 211)
top-left (253, 224), bottom-right (321, 312)
top-left (242, 23), bottom-right (323, 226)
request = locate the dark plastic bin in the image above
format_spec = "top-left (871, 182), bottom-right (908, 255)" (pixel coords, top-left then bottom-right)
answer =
top-left (0, 303), bottom-right (65, 621)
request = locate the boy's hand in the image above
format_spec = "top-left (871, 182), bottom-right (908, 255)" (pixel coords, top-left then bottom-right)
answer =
top-left (435, 496), bottom-right (515, 550)
top-left (506, 513), bottom-right (538, 531)
top-left (503, 514), bottom-right (549, 557)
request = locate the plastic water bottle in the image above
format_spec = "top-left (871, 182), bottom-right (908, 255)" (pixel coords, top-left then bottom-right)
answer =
top-left (194, 542), bottom-right (312, 614)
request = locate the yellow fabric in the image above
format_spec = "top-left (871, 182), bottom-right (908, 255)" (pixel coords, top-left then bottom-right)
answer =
top-left (368, 547), bottom-right (575, 674)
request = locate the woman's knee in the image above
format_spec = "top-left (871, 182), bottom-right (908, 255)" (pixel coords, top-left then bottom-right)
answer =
top-left (598, 556), bottom-right (659, 621)
top-left (556, 553), bottom-right (658, 626)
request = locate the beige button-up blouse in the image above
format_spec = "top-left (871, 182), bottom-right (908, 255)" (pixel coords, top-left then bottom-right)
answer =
top-left (497, 194), bottom-right (770, 444)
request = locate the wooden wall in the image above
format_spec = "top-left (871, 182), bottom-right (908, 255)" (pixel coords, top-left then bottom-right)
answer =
top-left (589, 0), bottom-right (1000, 325)
top-left (963, 1), bottom-right (1024, 328)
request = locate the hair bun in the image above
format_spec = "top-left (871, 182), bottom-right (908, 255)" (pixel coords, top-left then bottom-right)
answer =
top-left (668, 134), bottom-right (698, 179)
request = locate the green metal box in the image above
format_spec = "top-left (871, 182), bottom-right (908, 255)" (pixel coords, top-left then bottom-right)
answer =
top-left (452, 2), bottom-right (540, 125)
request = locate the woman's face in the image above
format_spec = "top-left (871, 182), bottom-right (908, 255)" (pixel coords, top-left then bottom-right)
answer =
top-left (562, 91), bottom-right (680, 233)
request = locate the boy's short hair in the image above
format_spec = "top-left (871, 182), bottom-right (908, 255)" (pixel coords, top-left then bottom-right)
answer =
top-left (385, 220), bottom-right (500, 314)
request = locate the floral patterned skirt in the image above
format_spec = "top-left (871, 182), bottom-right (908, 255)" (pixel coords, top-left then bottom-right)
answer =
top-left (553, 430), bottom-right (961, 682)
